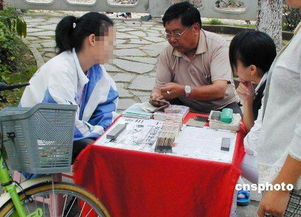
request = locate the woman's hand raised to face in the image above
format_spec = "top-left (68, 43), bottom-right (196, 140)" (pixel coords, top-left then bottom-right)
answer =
top-left (236, 81), bottom-right (255, 104)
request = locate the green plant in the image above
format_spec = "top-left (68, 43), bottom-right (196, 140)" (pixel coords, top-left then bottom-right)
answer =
top-left (283, 5), bottom-right (301, 31)
top-left (208, 19), bottom-right (223, 25)
top-left (0, 7), bottom-right (27, 37)
top-left (233, 23), bottom-right (256, 28)
top-left (0, 7), bottom-right (36, 106)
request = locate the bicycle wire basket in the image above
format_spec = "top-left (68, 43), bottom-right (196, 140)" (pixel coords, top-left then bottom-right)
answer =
top-left (0, 104), bottom-right (77, 174)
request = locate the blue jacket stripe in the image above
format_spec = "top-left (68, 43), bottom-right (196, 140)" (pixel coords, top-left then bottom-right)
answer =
top-left (42, 89), bottom-right (57, 104)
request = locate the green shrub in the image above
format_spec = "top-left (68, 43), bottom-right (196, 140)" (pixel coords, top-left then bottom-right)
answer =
top-left (0, 7), bottom-right (36, 106)
top-left (283, 5), bottom-right (301, 31)
top-left (208, 19), bottom-right (223, 25)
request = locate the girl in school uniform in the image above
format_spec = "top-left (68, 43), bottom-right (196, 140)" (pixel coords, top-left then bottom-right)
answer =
top-left (20, 12), bottom-right (118, 162)
top-left (229, 30), bottom-right (276, 206)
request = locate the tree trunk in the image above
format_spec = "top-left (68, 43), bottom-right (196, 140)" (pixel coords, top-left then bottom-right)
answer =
top-left (257, 0), bottom-right (283, 51)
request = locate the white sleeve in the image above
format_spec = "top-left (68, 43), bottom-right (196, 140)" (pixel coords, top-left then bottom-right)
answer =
top-left (288, 73), bottom-right (301, 161)
top-left (243, 100), bottom-right (264, 156)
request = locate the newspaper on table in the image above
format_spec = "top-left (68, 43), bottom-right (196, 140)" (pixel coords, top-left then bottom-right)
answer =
top-left (95, 117), bottom-right (163, 152)
top-left (173, 126), bottom-right (236, 163)
top-left (95, 117), bottom-right (237, 163)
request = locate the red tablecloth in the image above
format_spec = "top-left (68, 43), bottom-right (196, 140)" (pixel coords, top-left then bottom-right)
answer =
top-left (74, 113), bottom-right (246, 217)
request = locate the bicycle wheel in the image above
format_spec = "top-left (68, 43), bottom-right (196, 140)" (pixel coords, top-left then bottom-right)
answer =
top-left (0, 182), bottom-right (110, 217)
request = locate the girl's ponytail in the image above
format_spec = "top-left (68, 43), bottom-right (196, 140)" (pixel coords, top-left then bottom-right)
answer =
top-left (55, 16), bottom-right (77, 54)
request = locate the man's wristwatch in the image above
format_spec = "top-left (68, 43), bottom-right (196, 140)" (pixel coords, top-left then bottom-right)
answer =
top-left (184, 85), bottom-right (192, 97)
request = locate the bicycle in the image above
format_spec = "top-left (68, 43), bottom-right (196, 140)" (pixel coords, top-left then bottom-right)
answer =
top-left (0, 83), bottom-right (110, 217)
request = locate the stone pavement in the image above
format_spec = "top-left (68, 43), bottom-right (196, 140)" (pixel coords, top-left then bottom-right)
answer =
top-left (23, 12), bottom-right (236, 112)
top-left (23, 12), bottom-right (258, 216)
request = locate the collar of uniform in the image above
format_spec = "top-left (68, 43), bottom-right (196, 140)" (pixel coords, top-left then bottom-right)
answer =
top-left (255, 73), bottom-right (267, 92)
top-left (172, 29), bottom-right (207, 57)
top-left (72, 48), bottom-right (89, 87)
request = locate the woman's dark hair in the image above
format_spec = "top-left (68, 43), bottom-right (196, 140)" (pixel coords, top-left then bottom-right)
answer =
top-left (55, 12), bottom-right (114, 54)
top-left (229, 30), bottom-right (276, 74)
top-left (162, 2), bottom-right (202, 27)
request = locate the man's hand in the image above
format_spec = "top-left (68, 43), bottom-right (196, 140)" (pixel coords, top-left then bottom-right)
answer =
top-left (151, 89), bottom-right (163, 101)
top-left (257, 190), bottom-right (290, 217)
top-left (149, 89), bottom-right (166, 107)
top-left (236, 81), bottom-right (255, 104)
top-left (160, 83), bottom-right (185, 100)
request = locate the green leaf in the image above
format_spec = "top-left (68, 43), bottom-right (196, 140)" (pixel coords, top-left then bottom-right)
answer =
top-left (7, 17), bottom-right (12, 31)
top-left (22, 20), bottom-right (27, 37)
top-left (16, 18), bottom-right (22, 36)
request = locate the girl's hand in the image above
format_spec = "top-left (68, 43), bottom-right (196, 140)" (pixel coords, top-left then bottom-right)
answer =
top-left (236, 81), bottom-right (255, 104)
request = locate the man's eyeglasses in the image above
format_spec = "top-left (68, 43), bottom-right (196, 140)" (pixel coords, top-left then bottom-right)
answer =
top-left (165, 26), bottom-right (191, 39)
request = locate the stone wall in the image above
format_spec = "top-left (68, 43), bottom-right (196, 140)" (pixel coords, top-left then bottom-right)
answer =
top-left (7, 0), bottom-right (258, 20)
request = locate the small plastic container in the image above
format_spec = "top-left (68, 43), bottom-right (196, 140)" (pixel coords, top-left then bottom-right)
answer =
top-left (0, 104), bottom-right (76, 174)
top-left (220, 108), bottom-right (233, 123)
top-left (209, 110), bottom-right (241, 131)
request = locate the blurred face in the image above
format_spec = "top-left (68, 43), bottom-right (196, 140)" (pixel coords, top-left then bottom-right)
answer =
top-left (164, 19), bottom-right (200, 54)
top-left (92, 26), bottom-right (115, 64)
top-left (234, 59), bottom-right (256, 83)
top-left (286, 0), bottom-right (301, 8)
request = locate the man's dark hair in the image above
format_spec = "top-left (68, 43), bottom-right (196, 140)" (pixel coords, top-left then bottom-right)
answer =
top-left (55, 12), bottom-right (114, 54)
top-left (162, 2), bottom-right (202, 27)
top-left (229, 30), bottom-right (276, 73)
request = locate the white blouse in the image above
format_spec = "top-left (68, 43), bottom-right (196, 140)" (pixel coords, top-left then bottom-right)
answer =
top-left (257, 25), bottom-right (301, 189)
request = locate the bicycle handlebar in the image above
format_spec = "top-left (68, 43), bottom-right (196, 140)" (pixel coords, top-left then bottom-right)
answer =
top-left (0, 82), bottom-right (29, 91)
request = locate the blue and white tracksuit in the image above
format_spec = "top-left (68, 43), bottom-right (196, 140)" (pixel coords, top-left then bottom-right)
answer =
top-left (20, 49), bottom-right (119, 141)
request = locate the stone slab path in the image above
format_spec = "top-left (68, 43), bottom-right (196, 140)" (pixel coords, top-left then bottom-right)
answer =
top-left (23, 12), bottom-right (235, 112)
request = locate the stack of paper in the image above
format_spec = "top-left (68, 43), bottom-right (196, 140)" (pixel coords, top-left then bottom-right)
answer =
top-left (173, 126), bottom-right (236, 163)
top-left (122, 103), bottom-right (152, 119)
top-left (154, 105), bottom-right (189, 122)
